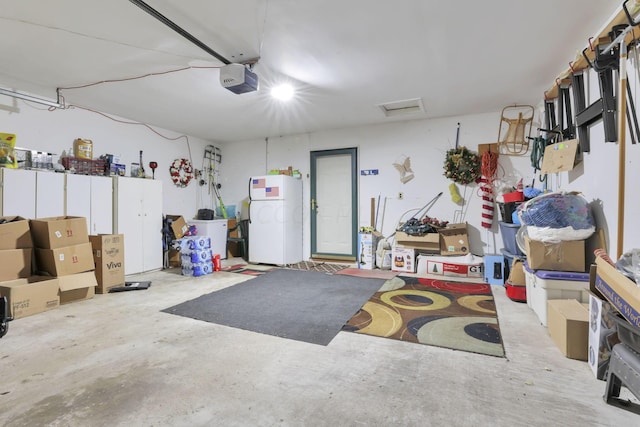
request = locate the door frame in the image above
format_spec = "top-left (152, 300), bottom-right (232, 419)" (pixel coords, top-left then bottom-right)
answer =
top-left (310, 147), bottom-right (358, 260)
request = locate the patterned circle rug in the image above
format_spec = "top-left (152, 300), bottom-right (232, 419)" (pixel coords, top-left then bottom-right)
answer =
top-left (343, 275), bottom-right (505, 357)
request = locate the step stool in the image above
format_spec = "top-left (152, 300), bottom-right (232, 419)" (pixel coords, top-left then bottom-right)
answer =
top-left (604, 343), bottom-right (640, 414)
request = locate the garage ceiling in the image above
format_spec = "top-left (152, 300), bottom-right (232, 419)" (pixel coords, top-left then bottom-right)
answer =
top-left (0, 0), bottom-right (623, 143)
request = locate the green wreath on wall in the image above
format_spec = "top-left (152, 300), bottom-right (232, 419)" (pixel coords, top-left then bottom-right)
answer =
top-left (443, 146), bottom-right (481, 185)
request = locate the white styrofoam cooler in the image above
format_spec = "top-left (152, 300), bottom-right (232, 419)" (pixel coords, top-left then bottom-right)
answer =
top-left (524, 262), bottom-right (590, 326)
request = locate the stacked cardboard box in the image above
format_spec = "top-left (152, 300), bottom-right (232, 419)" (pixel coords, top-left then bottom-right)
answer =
top-left (166, 215), bottom-right (189, 268)
top-left (0, 216), bottom-right (33, 281)
top-left (89, 234), bottom-right (125, 294)
top-left (30, 216), bottom-right (97, 304)
top-left (392, 231), bottom-right (440, 273)
top-left (0, 216), bottom-right (60, 319)
top-left (524, 236), bottom-right (586, 272)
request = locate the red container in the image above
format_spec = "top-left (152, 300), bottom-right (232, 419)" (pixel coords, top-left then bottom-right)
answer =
top-left (503, 191), bottom-right (524, 203)
top-left (504, 281), bottom-right (526, 302)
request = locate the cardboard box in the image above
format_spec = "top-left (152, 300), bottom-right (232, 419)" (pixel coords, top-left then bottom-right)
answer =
top-left (588, 293), bottom-right (620, 379)
top-left (392, 247), bottom-right (416, 273)
top-left (438, 223), bottom-right (470, 256)
top-left (227, 218), bottom-right (241, 257)
top-left (89, 234), bottom-right (125, 294)
top-left (547, 299), bottom-right (589, 361)
top-left (425, 259), bottom-right (483, 278)
top-left (35, 242), bottom-right (95, 277)
top-left (166, 215), bottom-right (188, 239)
top-left (358, 231), bottom-right (382, 269)
top-left (416, 254), bottom-right (484, 278)
top-left (540, 139), bottom-right (580, 175)
top-left (30, 216), bottom-right (89, 249)
top-left (478, 143), bottom-right (499, 156)
top-left (594, 256), bottom-right (640, 328)
top-left (524, 237), bottom-right (585, 272)
top-left (524, 264), bottom-right (590, 326)
top-left (0, 276), bottom-right (60, 319)
top-left (0, 216), bottom-right (33, 249)
top-left (168, 248), bottom-right (181, 268)
top-left (508, 258), bottom-right (527, 286)
top-left (109, 163), bottom-right (126, 176)
top-left (395, 231), bottom-right (440, 253)
top-left (0, 248), bottom-right (32, 281)
top-left (58, 271), bottom-right (97, 304)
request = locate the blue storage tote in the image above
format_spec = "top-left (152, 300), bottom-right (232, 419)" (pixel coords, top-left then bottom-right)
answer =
top-left (499, 221), bottom-right (524, 256)
top-left (523, 261), bottom-right (590, 326)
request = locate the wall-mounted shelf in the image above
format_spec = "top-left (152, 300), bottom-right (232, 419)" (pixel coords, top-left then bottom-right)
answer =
top-left (545, 5), bottom-right (636, 100)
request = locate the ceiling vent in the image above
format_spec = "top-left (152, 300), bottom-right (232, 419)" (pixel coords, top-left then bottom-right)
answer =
top-left (378, 98), bottom-right (425, 117)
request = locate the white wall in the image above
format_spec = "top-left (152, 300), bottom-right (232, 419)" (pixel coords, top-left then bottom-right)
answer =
top-left (4, 60), bottom-right (640, 262)
top-left (220, 97), bottom-right (640, 261)
top-left (0, 103), bottom-right (216, 221)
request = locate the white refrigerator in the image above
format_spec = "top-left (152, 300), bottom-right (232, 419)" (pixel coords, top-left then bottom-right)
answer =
top-left (248, 175), bottom-right (303, 265)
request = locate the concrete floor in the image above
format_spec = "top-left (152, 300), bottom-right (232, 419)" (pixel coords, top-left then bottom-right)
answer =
top-left (1, 259), bottom-right (638, 427)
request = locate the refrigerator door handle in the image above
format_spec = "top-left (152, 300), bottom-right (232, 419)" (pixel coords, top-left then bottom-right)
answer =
top-left (248, 176), bottom-right (252, 223)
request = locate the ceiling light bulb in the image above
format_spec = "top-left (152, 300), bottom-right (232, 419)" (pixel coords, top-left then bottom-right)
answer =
top-left (271, 84), bottom-right (294, 101)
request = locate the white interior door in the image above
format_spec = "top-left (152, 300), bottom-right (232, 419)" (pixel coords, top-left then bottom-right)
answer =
top-left (310, 148), bottom-right (357, 260)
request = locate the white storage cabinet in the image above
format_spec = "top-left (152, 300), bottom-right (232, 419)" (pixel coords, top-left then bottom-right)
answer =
top-left (65, 174), bottom-right (113, 234)
top-left (113, 176), bottom-right (163, 275)
top-left (1, 168), bottom-right (65, 218)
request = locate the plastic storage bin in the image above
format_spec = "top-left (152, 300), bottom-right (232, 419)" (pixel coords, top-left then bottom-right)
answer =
top-left (499, 221), bottom-right (524, 256)
top-left (524, 262), bottom-right (590, 326)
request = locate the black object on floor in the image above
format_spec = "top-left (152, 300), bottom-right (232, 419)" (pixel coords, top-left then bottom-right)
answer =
top-left (1, 295), bottom-right (10, 339)
top-left (162, 268), bottom-right (385, 346)
top-left (109, 281), bottom-right (152, 292)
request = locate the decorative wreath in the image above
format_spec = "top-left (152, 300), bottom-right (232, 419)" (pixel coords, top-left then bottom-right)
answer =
top-left (443, 146), bottom-right (481, 185)
top-left (169, 158), bottom-right (194, 188)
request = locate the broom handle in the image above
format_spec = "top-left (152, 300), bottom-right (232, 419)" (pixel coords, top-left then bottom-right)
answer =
top-left (617, 41), bottom-right (628, 259)
top-left (370, 198), bottom-right (375, 228)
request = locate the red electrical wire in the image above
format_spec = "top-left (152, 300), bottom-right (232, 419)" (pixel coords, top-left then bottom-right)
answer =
top-left (481, 151), bottom-right (499, 190)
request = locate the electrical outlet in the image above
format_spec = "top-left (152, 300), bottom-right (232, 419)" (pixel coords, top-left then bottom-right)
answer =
top-left (398, 192), bottom-right (404, 200)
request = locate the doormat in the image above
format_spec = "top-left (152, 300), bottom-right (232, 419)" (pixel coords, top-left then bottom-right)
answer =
top-left (162, 268), bottom-right (385, 346)
top-left (286, 261), bottom-right (350, 274)
top-left (343, 276), bottom-right (505, 357)
top-left (220, 264), bottom-right (273, 276)
top-left (335, 268), bottom-right (398, 280)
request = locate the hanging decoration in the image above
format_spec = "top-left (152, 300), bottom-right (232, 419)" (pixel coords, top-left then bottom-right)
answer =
top-left (496, 105), bottom-right (534, 155)
top-left (443, 146), bottom-right (481, 185)
top-left (449, 183), bottom-right (463, 205)
top-left (169, 158), bottom-right (194, 188)
top-left (392, 155), bottom-right (415, 183)
top-left (478, 151), bottom-right (499, 229)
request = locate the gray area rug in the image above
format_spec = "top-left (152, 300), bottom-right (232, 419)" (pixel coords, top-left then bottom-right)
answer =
top-left (162, 268), bottom-right (386, 345)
